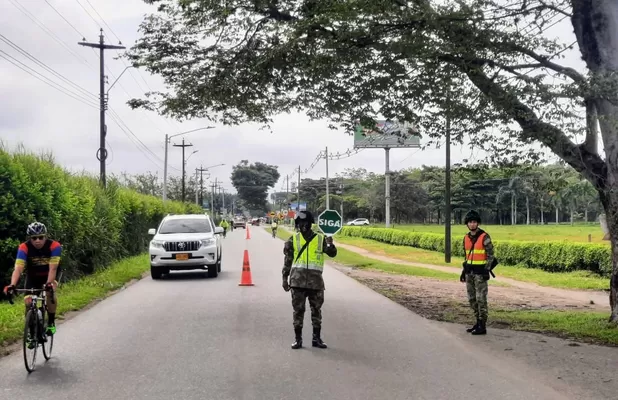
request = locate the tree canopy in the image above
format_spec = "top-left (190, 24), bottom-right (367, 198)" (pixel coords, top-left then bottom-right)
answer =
top-left (127, 0), bottom-right (618, 320)
top-left (271, 163), bottom-right (602, 225)
top-left (230, 160), bottom-right (280, 212)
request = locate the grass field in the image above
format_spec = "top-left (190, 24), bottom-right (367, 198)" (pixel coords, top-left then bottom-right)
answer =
top-left (389, 223), bottom-right (608, 243)
top-left (334, 237), bottom-right (609, 290)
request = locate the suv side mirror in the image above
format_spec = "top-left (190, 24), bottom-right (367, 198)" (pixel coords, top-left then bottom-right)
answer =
top-left (214, 227), bottom-right (224, 234)
top-left (148, 228), bottom-right (156, 235)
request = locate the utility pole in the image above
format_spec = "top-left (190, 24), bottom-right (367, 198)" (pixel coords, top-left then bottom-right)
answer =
top-left (221, 188), bottom-right (226, 215)
top-left (445, 115), bottom-right (452, 263)
top-left (385, 147), bottom-right (391, 228)
top-left (78, 29), bottom-right (125, 187)
top-left (286, 175), bottom-right (289, 220)
top-left (211, 178), bottom-right (218, 217)
top-left (173, 138), bottom-right (193, 202)
top-left (196, 165), bottom-right (209, 207)
top-left (194, 168), bottom-right (199, 205)
top-left (297, 165), bottom-right (301, 211)
top-left (325, 147), bottom-right (330, 209)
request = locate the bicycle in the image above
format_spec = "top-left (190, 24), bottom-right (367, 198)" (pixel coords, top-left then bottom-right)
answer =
top-left (7, 287), bottom-right (55, 373)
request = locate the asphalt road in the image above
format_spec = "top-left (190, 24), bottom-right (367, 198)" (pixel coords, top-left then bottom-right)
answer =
top-left (0, 226), bottom-right (580, 400)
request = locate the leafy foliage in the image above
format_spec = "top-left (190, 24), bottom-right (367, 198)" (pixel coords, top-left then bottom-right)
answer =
top-left (340, 227), bottom-right (612, 276)
top-left (119, 171), bottom-right (237, 215)
top-left (230, 160), bottom-right (280, 212)
top-left (0, 148), bottom-right (200, 289)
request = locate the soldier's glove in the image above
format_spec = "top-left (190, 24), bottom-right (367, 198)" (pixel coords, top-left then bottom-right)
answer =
top-left (482, 272), bottom-right (490, 281)
top-left (459, 271), bottom-right (466, 283)
top-left (282, 280), bottom-right (290, 292)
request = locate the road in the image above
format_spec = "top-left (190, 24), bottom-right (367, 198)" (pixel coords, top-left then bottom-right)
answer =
top-left (0, 226), bottom-right (585, 400)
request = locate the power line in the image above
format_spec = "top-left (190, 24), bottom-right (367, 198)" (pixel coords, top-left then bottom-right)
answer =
top-left (7, 0), bottom-right (95, 70)
top-left (44, 0), bottom-right (86, 39)
top-left (0, 33), bottom-right (96, 100)
top-left (0, 49), bottom-right (99, 109)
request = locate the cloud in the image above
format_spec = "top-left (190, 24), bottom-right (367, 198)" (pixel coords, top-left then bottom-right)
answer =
top-left (0, 0), bottom-right (588, 198)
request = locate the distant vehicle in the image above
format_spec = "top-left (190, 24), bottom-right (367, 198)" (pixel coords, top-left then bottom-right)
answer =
top-left (148, 214), bottom-right (224, 279)
top-left (347, 218), bottom-right (370, 226)
top-left (233, 217), bottom-right (246, 229)
top-left (251, 218), bottom-right (260, 226)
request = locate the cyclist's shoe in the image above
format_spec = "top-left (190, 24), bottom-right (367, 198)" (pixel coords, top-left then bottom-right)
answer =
top-left (46, 324), bottom-right (56, 336)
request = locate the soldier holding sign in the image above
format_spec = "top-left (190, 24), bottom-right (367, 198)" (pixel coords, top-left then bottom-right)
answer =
top-left (282, 210), bottom-right (338, 349)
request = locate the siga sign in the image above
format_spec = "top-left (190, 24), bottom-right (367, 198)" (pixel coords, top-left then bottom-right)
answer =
top-left (317, 209), bottom-right (343, 236)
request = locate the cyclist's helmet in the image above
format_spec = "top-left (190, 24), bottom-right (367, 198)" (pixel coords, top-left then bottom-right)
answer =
top-left (26, 222), bottom-right (47, 236)
top-left (464, 210), bottom-right (481, 225)
top-left (294, 210), bottom-right (315, 227)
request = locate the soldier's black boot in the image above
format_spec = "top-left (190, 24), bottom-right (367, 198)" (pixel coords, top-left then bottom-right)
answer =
top-left (312, 327), bottom-right (327, 348)
top-left (291, 327), bottom-right (303, 349)
top-left (466, 319), bottom-right (480, 333)
top-left (471, 320), bottom-right (487, 335)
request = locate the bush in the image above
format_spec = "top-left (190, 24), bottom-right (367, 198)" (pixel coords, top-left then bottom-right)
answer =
top-left (0, 148), bottom-right (201, 287)
top-left (338, 227), bottom-right (613, 275)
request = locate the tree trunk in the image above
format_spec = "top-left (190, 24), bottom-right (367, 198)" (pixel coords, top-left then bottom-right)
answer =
top-left (555, 207), bottom-right (559, 224)
top-left (570, 208), bottom-right (574, 225)
top-left (540, 198), bottom-right (544, 224)
top-left (585, 208), bottom-right (589, 222)
top-left (526, 196), bottom-right (530, 225)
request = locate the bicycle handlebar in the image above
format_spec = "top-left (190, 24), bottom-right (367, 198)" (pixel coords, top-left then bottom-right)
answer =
top-left (6, 287), bottom-right (55, 305)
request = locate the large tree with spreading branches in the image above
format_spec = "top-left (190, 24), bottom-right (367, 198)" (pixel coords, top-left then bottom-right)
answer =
top-left (127, 0), bottom-right (618, 322)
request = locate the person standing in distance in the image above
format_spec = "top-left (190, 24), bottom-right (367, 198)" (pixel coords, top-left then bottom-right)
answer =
top-left (282, 210), bottom-right (337, 349)
top-left (459, 210), bottom-right (495, 335)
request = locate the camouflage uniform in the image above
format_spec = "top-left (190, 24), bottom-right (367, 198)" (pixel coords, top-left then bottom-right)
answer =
top-left (282, 233), bottom-right (337, 330)
top-left (463, 230), bottom-right (494, 324)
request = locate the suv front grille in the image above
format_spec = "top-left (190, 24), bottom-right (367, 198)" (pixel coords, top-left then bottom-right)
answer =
top-left (164, 241), bottom-right (201, 252)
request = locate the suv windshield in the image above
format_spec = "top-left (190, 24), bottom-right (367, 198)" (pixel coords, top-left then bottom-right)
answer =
top-left (159, 219), bottom-right (212, 234)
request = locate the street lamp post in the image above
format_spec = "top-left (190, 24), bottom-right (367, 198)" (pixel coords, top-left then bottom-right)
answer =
top-left (163, 126), bottom-right (215, 202)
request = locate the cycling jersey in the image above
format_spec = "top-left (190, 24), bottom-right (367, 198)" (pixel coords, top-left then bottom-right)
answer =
top-left (16, 239), bottom-right (62, 279)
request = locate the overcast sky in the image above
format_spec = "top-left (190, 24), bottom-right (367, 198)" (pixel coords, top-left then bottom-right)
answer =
top-left (0, 1), bottom-right (585, 196)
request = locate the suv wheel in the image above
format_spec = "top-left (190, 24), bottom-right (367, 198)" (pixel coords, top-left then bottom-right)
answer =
top-left (208, 264), bottom-right (219, 278)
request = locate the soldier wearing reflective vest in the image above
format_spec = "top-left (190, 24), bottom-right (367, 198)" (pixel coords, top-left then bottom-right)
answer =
top-left (459, 210), bottom-right (495, 335)
top-left (282, 210), bottom-right (337, 349)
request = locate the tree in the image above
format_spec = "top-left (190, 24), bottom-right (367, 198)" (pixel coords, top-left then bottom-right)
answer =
top-left (230, 160), bottom-right (280, 212)
top-left (128, 1), bottom-right (618, 321)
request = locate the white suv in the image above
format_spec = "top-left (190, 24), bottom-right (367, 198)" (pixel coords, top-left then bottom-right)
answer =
top-left (148, 214), bottom-right (224, 279)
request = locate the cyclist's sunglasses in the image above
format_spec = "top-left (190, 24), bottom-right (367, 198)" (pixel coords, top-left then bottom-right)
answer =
top-left (29, 235), bottom-right (46, 241)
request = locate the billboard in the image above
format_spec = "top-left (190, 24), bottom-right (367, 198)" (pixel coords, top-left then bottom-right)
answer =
top-left (354, 120), bottom-right (421, 149)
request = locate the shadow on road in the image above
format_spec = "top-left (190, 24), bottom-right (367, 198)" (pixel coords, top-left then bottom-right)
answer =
top-left (159, 271), bottom-right (226, 281)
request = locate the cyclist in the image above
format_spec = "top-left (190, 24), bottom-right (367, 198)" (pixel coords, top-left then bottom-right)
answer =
top-left (219, 219), bottom-right (229, 237)
top-left (3, 222), bottom-right (62, 336)
top-left (271, 219), bottom-right (278, 238)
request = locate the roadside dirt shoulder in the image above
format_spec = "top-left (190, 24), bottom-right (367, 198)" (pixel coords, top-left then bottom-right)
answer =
top-left (336, 242), bottom-right (609, 310)
top-left (331, 264), bottom-right (618, 400)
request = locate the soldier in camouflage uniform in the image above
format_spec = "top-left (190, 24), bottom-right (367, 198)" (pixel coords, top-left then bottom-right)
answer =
top-left (282, 210), bottom-right (337, 349)
top-left (459, 210), bottom-right (495, 335)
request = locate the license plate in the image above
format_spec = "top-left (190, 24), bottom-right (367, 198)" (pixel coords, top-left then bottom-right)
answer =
top-left (176, 253), bottom-right (189, 260)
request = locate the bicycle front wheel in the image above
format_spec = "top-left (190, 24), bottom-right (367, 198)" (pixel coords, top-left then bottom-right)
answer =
top-left (23, 309), bottom-right (38, 373)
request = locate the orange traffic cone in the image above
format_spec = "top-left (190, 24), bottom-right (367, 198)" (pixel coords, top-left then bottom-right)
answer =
top-left (238, 249), bottom-right (254, 286)
top-left (246, 225), bottom-right (251, 240)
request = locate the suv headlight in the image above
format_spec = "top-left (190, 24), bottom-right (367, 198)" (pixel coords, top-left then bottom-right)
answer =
top-left (150, 240), bottom-right (165, 249)
top-left (201, 238), bottom-right (215, 247)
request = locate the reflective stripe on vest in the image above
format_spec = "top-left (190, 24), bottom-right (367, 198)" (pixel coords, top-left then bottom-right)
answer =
top-left (464, 232), bottom-right (487, 265)
top-left (292, 233), bottom-right (324, 271)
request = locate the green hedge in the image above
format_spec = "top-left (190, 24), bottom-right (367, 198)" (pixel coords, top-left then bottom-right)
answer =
top-left (0, 149), bottom-right (201, 287)
top-left (338, 227), bottom-right (613, 275)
